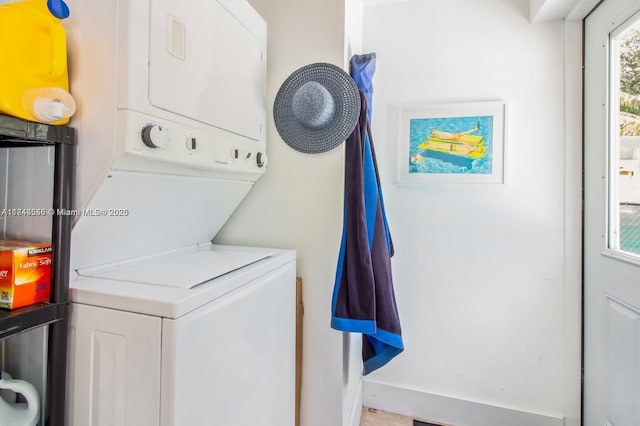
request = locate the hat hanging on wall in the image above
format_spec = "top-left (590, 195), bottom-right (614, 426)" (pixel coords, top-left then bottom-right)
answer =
top-left (273, 62), bottom-right (361, 154)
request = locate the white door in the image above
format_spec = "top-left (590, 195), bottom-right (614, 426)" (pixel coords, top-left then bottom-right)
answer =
top-left (585, 1), bottom-right (640, 425)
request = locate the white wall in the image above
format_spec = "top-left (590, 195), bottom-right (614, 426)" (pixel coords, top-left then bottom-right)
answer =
top-left (563, 20), bottom-right (583, 426)
top-left (214, 1), bottom-right (348, 426)
top-left (217, 0), bottom-right (581, 425)
top-left (360, 0), bottom-right (579, 424)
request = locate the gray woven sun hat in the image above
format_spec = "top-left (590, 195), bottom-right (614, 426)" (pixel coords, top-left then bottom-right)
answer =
top-left (273, 62), bottom-right (361, 154)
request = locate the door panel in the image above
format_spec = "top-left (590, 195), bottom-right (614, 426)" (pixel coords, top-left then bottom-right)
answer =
top-left (67, 303), bottom-right (162, 426)
top-left (584, 1), bottom-right (640, 425)
top-left (605, 295), bottom-right (640, 426)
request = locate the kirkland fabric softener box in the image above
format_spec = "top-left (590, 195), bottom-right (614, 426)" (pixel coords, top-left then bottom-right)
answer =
top-left (0, 240), bottom-right (51, 309)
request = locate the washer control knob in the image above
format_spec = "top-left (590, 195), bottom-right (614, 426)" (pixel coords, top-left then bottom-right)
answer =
top-left (256, 152), bottom-right (267, 168)
top-left (141, 124), bottom-right (166, 148)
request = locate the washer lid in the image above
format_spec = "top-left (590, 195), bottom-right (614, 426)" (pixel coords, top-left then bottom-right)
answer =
top-left (78, 244), bottom-right (272, 289)
top-left (70, 245), bottom-right (296, 319)
top-left (71, 171), bottom-right (254, 272)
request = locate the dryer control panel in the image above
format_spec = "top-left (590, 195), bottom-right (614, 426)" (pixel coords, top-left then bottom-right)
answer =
top-left (114, 110), bottom-right (267, 179)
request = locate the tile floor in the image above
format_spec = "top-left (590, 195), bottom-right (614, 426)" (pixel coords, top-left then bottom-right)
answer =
top-left (360, 407), bottom-right (450, 426)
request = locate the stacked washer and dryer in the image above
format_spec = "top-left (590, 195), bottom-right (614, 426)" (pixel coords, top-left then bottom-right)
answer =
top-left (63, 0), bottom-right (296, 425)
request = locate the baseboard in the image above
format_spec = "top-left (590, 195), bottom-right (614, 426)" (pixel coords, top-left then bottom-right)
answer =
top-left (345, 379), bottom-right (363, 426)
top-left (362, 381), bottom-right (564, 426)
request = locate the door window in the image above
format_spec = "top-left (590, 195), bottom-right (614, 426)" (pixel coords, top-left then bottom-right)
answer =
top-left (611, 15), bottom-right (640, 258)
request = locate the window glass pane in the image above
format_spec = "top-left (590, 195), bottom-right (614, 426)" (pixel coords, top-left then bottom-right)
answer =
top-left (613, 18), bottom-right (640, 257)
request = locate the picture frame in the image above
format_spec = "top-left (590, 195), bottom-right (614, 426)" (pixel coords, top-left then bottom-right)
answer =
top-left (396, 101), bottom-right (506, 185)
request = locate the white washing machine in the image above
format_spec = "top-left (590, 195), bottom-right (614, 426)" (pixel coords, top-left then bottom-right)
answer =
top-left (68, 238), bottom-right (296, 426)
top-left (62, 0), bottom-right (296, 424)
top-left (66, 171), bottom-right (296, 426)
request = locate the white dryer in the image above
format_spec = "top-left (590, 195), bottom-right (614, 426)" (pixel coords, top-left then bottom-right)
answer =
top-left (62, 0), bottom-right (296, 425)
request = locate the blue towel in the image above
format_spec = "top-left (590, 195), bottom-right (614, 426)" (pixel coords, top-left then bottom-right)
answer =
top-left (331, 54), bottom-right (403, 375)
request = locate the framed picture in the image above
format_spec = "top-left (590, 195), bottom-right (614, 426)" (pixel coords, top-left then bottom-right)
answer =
top-left (397, 101), bottom-right (506, 185)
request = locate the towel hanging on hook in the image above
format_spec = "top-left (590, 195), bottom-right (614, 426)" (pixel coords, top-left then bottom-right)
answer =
top-left (331, 53), bottom-right (403, 375)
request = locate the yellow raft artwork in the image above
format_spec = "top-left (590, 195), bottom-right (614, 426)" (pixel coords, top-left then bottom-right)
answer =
top-left (411, 121), bottom-right (486, 166)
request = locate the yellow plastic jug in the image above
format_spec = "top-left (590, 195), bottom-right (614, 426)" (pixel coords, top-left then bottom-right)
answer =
top-left (0, 0), bottom-right (73, 125)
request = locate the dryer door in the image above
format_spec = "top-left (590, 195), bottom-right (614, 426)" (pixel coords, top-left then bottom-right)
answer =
top-left (148, 0), bottom-right (266, 141)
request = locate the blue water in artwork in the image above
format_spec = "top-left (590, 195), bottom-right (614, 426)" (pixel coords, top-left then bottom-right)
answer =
top-left (408, 115), bottom-right (493, 175)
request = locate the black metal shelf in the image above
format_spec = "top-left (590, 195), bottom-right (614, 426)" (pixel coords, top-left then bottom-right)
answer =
top-left (0, 114), bottom-right (74, 146)
top-left (0, 114), bottom-right (74, 426)
top-left (0, 302), bottom-right (67, 339)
